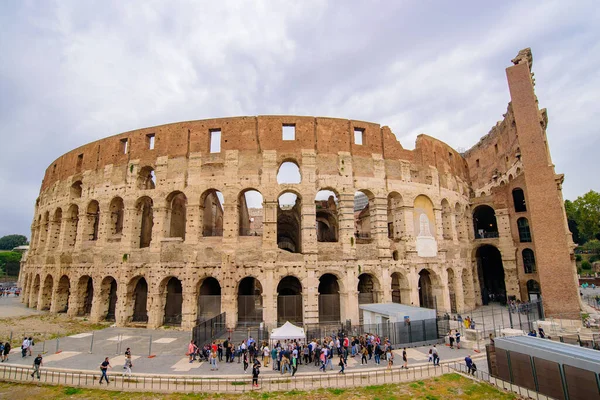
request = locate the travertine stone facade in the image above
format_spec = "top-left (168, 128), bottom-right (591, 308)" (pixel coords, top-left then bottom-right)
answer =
top-left (19, 49), bottom-right (581, 330)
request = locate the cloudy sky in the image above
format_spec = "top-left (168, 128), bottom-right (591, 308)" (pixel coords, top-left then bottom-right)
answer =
top-left (1, 0), bottom-right (599, 239)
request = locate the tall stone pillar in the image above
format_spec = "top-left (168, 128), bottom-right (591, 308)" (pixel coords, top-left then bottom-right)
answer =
top-left (181, 283), bottom-right (197, 330)
top-left (263, 265), bottom-right (276, 327)
top-left (147, 288), bottom-right (163, 329)
top-left (338, 193), bottom-right (356, 260)
top-left (115, 280), bottom-right (130, 326)
top-left (344, 266), bottom-right (359, 324)
top-left (454, 269), bottom-right (465, 313)
top-left (304, 266), bottom-right (319, 324)
top-left (372, 195), bottom-right (391, 259)
top-left (89, 278), bottom-right (104, 323)
top-left (408, 268), bottom-right (420, 306)
top-left (150, 206), bottom-right (168, 251)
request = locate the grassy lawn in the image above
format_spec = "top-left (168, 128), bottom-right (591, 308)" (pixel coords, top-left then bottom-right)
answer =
top-left (0, 373), bottom-right (516, 399)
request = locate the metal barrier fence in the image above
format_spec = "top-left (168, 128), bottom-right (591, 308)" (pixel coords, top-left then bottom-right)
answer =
top-left (192, 312), bottom-right (226, 346)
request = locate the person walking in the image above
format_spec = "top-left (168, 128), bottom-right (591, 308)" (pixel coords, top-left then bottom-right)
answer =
top-left (122, 356), bottom-right (133, 378)
top-left (2, 341), bottom-right (11, 362)
top-left (291, 354), bottom-right (298, 377)
top-left (449, 331), bottom-right (455, 349)
top-left (360, 346), bottom-right (368, 365)
top-left (465, 355), bottom-right (476, 375)
top-left (188, 340), bottom-right (197, 363)
top-left (401, 347), bottom-right (408, 369)
top-left (99, 357), bottom-right (112, 384)
top-left (27, 337), bottom-right (34, 356)
top-left (21, 337), bottom-right (29, 358)
top-left (432, 345), bottom-right (439, 366)
top-left (252, 361), bottom-right (260, 387)
top-left (243, 351), bottom-right (249, 373)
top-left (31, 354), bottom-right (43, 380)
top-left (455, 331), bottom-right (461, 349)
top-left (262, 343), bottom-right (270, 367)
top-left (386, 347), bottom-right (394, 370)
top-left (211, 350), bottom-right (218, 370)
top-left (338, 354), bottom-right (346, 374)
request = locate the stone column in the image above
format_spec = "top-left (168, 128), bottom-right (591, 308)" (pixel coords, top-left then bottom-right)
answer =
top-left (301, 201), bottom-right (317, 254)
top-left (408, 268), bottom-right (420, 306)
top-left (454, 269), bottom-right (465, 313)
top-left (304, 266), bottom-right (319, 324)
top-left (49, 279), bottom-right (61, 313)
top-left (262, 200), bottom-right (278, 250)
top-left (89, 278), bottom-right (104, 323)
top-left (181, 283), bottom-right (197, 330)
top-left (150, 206), bottom-right (168, 251)
top-left (122, 206), bottom-right (138, 251)
top-left (66, 284), bottom-right (79, 317)
top-left (449, 213), bottom-right (459, 242)
top-left (439, 268), bottom-right (451, 313)
top-left (338, 193), bottom-right (356, 260)
top-left (263, 265), bottom-right (276, 327)
top-left (147, 288), bottom-right (164, 329)
top-left (115, 280), bottom-right (130, 326)
top-left (74, 210), bottom-right (87, 251)
top-left (434, 208), bottom-right (444, 243)
top-left (372, 195), bottom-right (391, 259)
top-left (344, 266), bottom-right (359, 324)
top-left (222, 287), bottom-right (237, 330)
top-left (57, 216), bottom-right (69, 253)
top-left (185, 201), bottom-right (201, 245)
top-left (380, 266), bottom-right (392, 303)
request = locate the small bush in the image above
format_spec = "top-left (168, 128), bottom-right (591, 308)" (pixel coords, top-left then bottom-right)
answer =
top-left (576, 254), bottom-right (582, 262)
top-left (582, 260), bottom-right (592, 270)
top-left (590, 255), bottom-right (600, 263)
top-left (64, 387), bottom-right (83, 395)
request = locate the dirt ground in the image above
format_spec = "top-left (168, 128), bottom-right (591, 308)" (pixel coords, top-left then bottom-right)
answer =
top-left (0, 296), bottom-right (110, 346)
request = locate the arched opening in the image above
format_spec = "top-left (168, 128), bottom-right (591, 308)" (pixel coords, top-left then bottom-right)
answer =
top-left (238, 190), bottom-right (263, 236)
top-left (137, 166), bottom-right (156, 190)
top-left (318, 274), bottom-right (340, 323)
top-left (77, 275), bottom-right (94, 316)
top-left (237, 277), bottom-right (263, 325)
top-left (315, 190), bottom-right (339, 242)
top-left (277, 192), bottom-right (301, 252)
top-left (527, 280), bottom-right (541, 301)
top-left (64, 205), bottom-right (79, 249)
top-left (162, 277), bottom-right (183, 326)
top-left (418, 270), bottom-right (435, 309)
top-left (131, 277), bottom-right (148, 323)
top-left (512, 188), bottom-right (526, 212)
top-left (100, 276), bottom-right (118, 321)
top-left (354, 191), bottom-right (374, 240)
top-left (391, 272), bottom-right (410, 305)
top-left (30, 275), bottom-right (41, 308)
top-left (197, 277), bottom-right (221, 322)
top-left (109, 197), bottom-right (125, 236)
top-left (39, 275), bottom-right (54, 310)
top-left (84, 201), bottom-right (100, 241)
top-left (167, 192), bottom-right (187, 240)
top-left (55, 275), bottom-right (71, 313)
top-left (47, 208), bottom-right (62, 249)
top-left (441, 199), bottom-right (453, 240)
top-left (523, 249), bottom-right (536, 273)
top-left (135, 196), bottom-right (154, 248)
top-left (473, 205), bottom-right (498, 239)
top-left (517, 217), bottom-right (532, 242)
top-left (277, 276), bottom-right (303, 325)
top-left (70, 181), bottom-right (83, 198)
top-left (447, 269), bottom-right (457, 313)
top-left (276, 161), bottom-right (301, 184)
top-left (358, 273), bottom-right (379, 323)
top-left (476, 245), bottom-right (506, 305)
top-left (387, 192), bottom-right (405, 240)
top-left (202, 189), bottom-right (224, 237)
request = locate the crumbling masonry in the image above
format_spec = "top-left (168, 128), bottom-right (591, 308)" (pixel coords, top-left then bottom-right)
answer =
top-left (19, 49), bottom-right (581, 330)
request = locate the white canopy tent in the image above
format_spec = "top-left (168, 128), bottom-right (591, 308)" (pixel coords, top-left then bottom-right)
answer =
top-left (270, 321), bottom-right (306, 341)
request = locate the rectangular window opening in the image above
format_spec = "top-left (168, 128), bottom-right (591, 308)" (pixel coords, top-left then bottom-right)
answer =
top-left (147, 134), bottom-right (155, 150)
top-left (282, 124), bottom-right (296, 141)
top-left (210, 129), bottom-right (221, 153)
top-left (494, 144), bottom-right (499, 154)
top-left (120, 138), bottom-right (129, 154)
top-left (354, 128), bottom-right (364, 145)
top-left (476, 159), bottom-right (480, 167)
top-left (77, 154), bottom-right (83, 170)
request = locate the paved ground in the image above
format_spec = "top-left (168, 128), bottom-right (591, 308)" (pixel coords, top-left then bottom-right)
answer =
top-left (0, 295), bottom-right (41, 318)
top-left (2, 326), bottom-right (481, 377)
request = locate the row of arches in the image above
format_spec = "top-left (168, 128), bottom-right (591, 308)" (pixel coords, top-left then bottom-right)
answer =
top-left (21, 268), bottom-right (458, 327)
top-left (32, 188), bottom-right (470, 254)
top-left (472, 205), bottom-right (532, 242)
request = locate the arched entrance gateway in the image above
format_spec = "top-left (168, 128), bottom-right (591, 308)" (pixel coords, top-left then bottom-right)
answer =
top-left (100, 277), bottom-right (118, 321)
top-left (318, 274), bottom-right (341, 323)
top-left (527, 279), bottom-right (541, 301)
top-left (162, 277), bottom-right (183, 326)
top-left (54, 275), bottom-right (71, 313)
top-left (277, 276), bottom-right (303, 325)
top-left (418, 270), bottom-right (435, 309)
top-left (131, 277), bottom-right (148, 323)
top-left (476, 245), bottom-right (506, 305)
top-left (76, 275), bottom-right (94, 316)
top-left (237, 277), bottom-right (263, 325)
top-left (358, 273), bottom-right (379, 323)
top-left (197, 277), bottom-right (221, 322)
top-left (391, 272), bottom-right (410, 304)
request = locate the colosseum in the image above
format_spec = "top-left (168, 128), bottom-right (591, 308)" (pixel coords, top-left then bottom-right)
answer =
top-left (19, 48), bottom-right (581, 331)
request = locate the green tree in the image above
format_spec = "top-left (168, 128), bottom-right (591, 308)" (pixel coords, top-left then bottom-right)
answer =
top-left (582, 240), bottom-right (600, 254)
top-left (565, 200), bottom-right (582, 244)
top-left (0, 251), bottom-right (22, 276)
top-left (0, 234), bottom-right (28, 250)
top-left (566, 191), bottom-right (600, 245)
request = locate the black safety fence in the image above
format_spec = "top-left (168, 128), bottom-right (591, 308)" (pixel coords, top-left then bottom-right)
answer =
top-left (192, 312), bottom-right (226, 346)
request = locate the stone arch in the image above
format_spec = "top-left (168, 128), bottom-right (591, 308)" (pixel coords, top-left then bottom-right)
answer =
top-left (315, 189), bottom-right (339, 242)
top-left (39, 274), bottom-right (54, 310)
top-left (508, 174), bottom-right (514, 181)
top-left (276, 160), bottom-right (301, 184)
top-left (238, 189), bottom-right (263, 236)
top-left (473, 205), bottom-right (498, 238)
top-left (318, 273), bottom-right (342, 323)
top-left (64, 204), bottom-right (79, 249)
top-left (128, 276), bottom-right (148, 323)
top-left (134, 196), bottom-right (154, 248)
top-left (512, 188), bottom-right (527, 212)
top-left (523, 248), bottom-right (536, 274)
top-left (99, 276), bottom-right (118, 321)
top-left (29, 274), bottom-right (41, 308)
top-left (387, 191), bottom-right (405, 240)
top-left (54, 275), bottom-right (71, 313)
top-left (47, 208), bottom-right (62, 249)
top-left (517, 217), bottom-right (532, 242)
top-left (159, 276), bottom-right (183, 326)
top-left (237, 276), bottom-right (263, 324)
top-left (277, 275), bottom-right (303, 325)
top-left (197, 277), bottom-right (221, 322)
top-left (76, 275), bottom-right (94, 316)
top-left (418, 268), bottom-right (441, 309)
top-left (441, 199), bottom-right (453, 240)
top-left (137, 166), bottom-right (156, 190)
top-left (277, 191), bottom-right (302, 253)
top-left (84, 200), bottom-right (100, 241)
top-left (354, 190), bottom-right (375, 240)
top-left (357, 272), bottom-right (380, 304)
top-left (70, 180), bottom-right (83, 199)
top-left (475, 245), bottom-right (506, 305)
top-left (109, 197), bottom-right (125, 236)
top-left (166, 191), bottom-right (187, 240)
top-left (201, 189), bottom-right (224, 237)
top-left (391, 271), bottom-right (410, 305)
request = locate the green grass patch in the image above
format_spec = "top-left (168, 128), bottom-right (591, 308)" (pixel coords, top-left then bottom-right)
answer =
top-left (63, 387), bottom-right (82, 395)
top-left (327, 388), bottom-right (345, 395)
